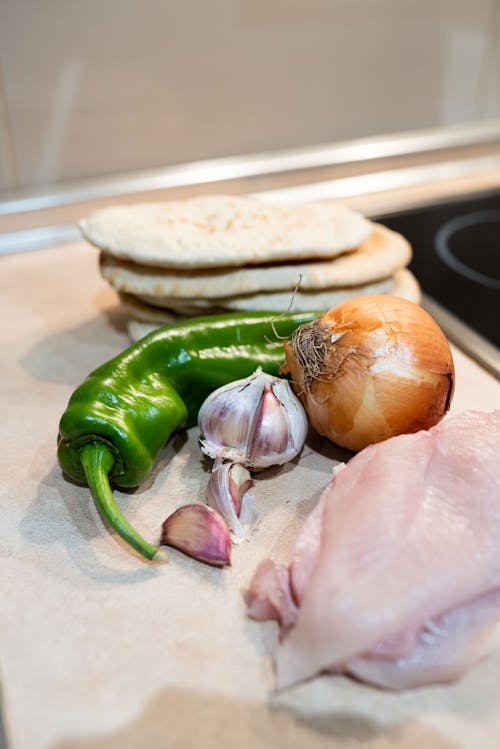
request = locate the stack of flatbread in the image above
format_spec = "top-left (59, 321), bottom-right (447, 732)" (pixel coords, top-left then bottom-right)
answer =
top-left (80, 195), bottom-right (420, 340)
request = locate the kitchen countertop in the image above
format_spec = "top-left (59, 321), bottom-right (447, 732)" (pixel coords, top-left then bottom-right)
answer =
top-left (1, 237), bottom-right (499, 749)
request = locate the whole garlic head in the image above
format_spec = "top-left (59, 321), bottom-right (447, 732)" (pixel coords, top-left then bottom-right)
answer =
top-left (198, 368), bottom-right (308, 469)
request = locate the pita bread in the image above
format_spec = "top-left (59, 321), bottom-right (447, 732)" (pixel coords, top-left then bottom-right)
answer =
top-left (99, 224), bottom-right (411, 299)
top-left (136, 276), bottom-right (395, 313)
top-left (116, 291), bottom-right (255, 321)
top-left (125, 269), bottom-right (420, 342)
top-left (117, 268), bottom-right (420, 324)
top-left (81, 195), bottom-right (372, 269)
top-left (118, 293), bottom-right (183, 324)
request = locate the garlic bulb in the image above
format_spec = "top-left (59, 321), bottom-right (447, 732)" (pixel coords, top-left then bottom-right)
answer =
top-left (284, 295), bottom-right (454, 452)
top-left (198, 368), bottom-right (308, 469)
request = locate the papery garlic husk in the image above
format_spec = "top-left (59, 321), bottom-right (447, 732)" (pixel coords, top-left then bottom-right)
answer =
top-left (160, 504), bottom-right (231, 567)
top-left (206, 461), bottom-right (255, 541)
top-left (284, 295), bottom-right (454, 452)
top-left (198, 368), bottom-right (308, 469)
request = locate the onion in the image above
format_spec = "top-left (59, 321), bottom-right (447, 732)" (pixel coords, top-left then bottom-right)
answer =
top-left (284, 295), bottom-right (455, 452)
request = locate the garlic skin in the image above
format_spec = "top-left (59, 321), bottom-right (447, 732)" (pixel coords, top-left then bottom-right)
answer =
top-left (206, 461), bottom-right (255, 541)
top-left (160, 504), bottom-right (231, 567)
top-left (285, 295), bottom-right (454, 452)
top-left (198, 369), bottom-right (308, 469)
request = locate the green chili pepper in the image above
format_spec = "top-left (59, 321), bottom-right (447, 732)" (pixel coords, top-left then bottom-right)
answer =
top-left (57, 310), bottom-right (318, 561)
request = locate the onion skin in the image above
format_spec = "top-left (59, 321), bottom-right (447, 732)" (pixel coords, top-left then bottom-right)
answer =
top-left (284, 295), bottom-right (455, 452)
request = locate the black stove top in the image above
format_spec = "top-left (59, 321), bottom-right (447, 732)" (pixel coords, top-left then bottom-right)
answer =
top-left (379, 191), bottom-right (500, 350)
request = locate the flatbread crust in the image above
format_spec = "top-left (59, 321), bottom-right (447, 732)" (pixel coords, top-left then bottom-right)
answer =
top-left (99, 224), bottom-right (411, 299)
top-left (117, 268), bottom-right (420, 323)
top-left (118, 294), bottom-right (183, 324)
top-left (81, 195), bottom-right (372, 269)
top-left (136, 276), bottom-right (396, 313)
top-left (125, 269), bottom-right (421, 342)
top-left (217, 268), bottom-right (421, 312)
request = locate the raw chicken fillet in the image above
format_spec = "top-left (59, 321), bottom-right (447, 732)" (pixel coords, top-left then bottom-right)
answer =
top-left (246, 410), bottom-right (500, 690)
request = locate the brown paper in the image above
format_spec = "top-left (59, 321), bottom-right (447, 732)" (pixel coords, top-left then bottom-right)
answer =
top-left (1, 242), bottom-right (500, 749)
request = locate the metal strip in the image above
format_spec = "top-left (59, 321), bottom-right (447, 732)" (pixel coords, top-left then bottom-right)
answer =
top-left (250, 154), bottom-right (500, 204)
top-left (0, 224), bottom-right (81, 255)
top-left (422, 295), bottom-right (500, 380)
top-left (1, 119), bottom-right (499, 216)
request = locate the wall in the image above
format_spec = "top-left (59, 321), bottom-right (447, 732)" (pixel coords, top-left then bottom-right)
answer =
top-left (0, 0), bottom-right (499, 192)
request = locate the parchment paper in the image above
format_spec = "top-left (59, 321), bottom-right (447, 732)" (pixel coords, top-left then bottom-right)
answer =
top-left (1, 242), bottom-right (500, 749)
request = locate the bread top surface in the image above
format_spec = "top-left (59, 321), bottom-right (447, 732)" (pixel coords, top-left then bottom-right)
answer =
top-left (82, 194), bottom-right (373, 269)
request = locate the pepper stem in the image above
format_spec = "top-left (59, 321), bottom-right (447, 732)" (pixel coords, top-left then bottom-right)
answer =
top-left (80, 442), bottom-right (167, 562)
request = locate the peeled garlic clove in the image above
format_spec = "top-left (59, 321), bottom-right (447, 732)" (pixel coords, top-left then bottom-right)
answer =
top-left (160, 504), bottom-right (231, 567)
top-left (198, 368), bottom-right (308, 469)
top-left (206, 462), bottom-right (254, 540)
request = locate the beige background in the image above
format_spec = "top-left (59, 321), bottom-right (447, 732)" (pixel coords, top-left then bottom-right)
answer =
top-left (0, 238), bottom-right (499, 749)
top-left (1, 0), bottom-right (500, 192)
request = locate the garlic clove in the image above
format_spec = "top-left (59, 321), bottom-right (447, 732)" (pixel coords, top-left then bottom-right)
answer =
top-left (228, 462), bottom-right (254, 514)
top-left (271, 377), bottom-right (310, 453)
top-left (249, 386), bottom-right (289, 461)
top-left (206, 462), bottom-right (254, 541)
top-left (198, 372), bottom-right (266, 461)
top-left (198, 368), bottom-right (309, 469)
top-left (160, 504), bottom-right (231, 567)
